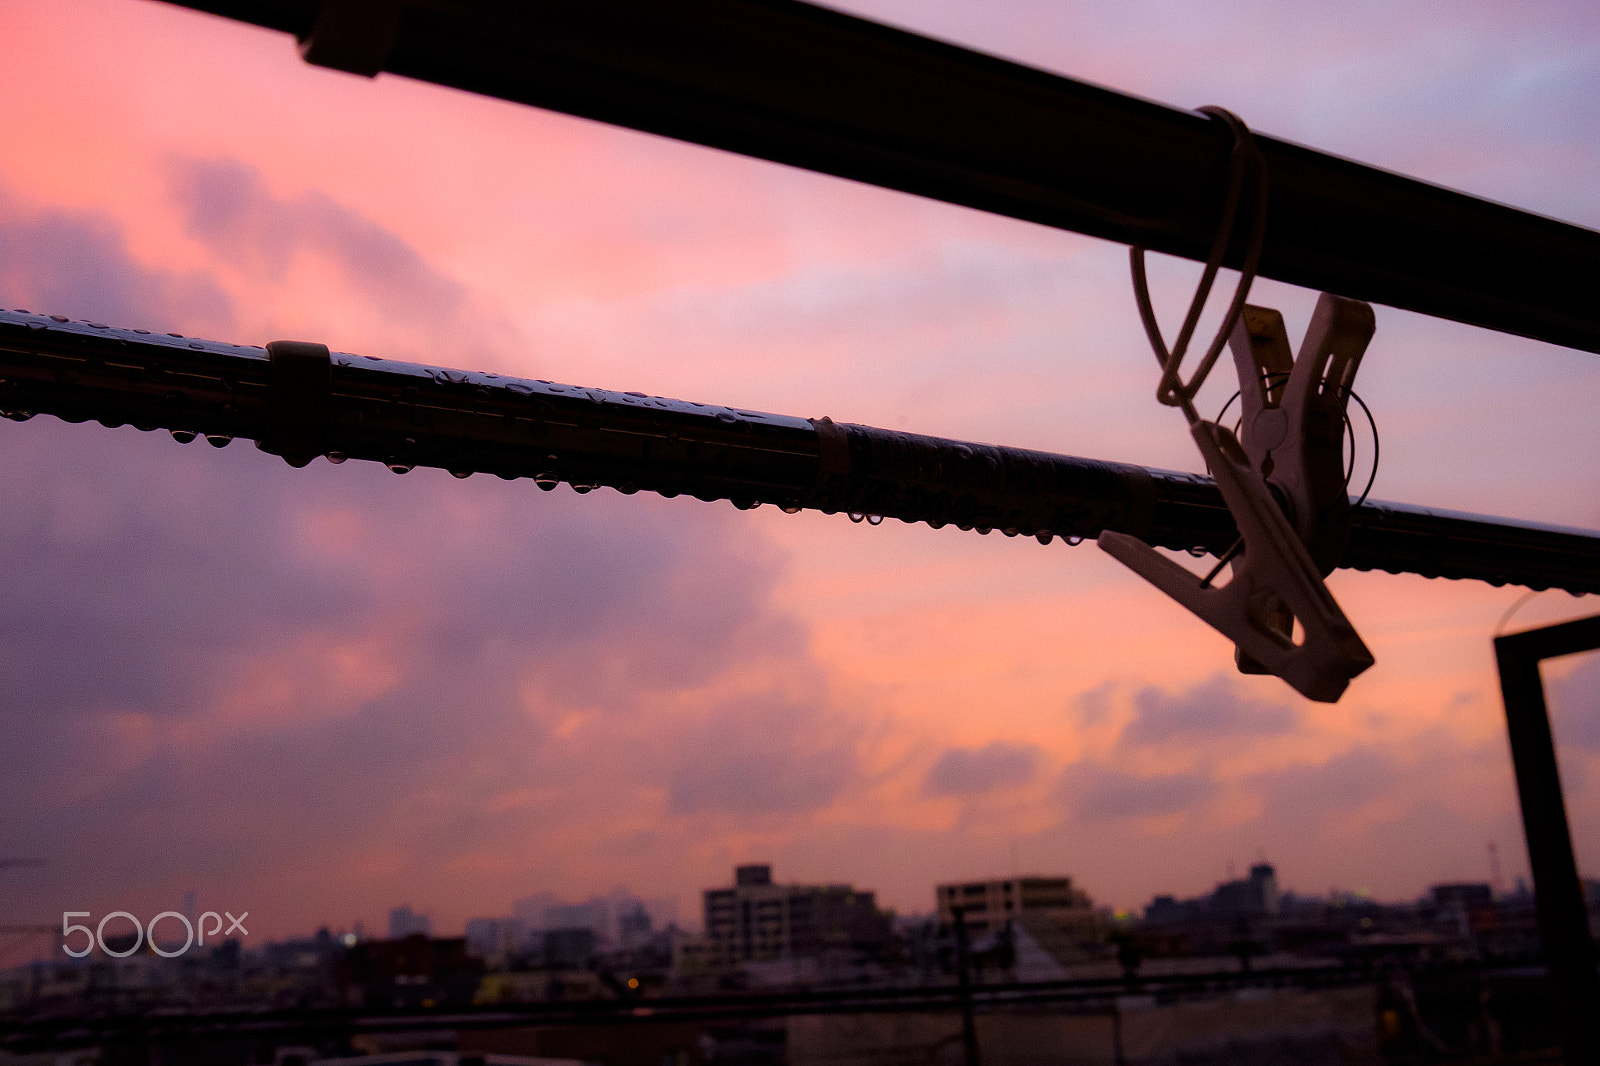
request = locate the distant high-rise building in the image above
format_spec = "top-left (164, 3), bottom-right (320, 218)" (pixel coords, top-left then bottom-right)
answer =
top-left (388, 904), bottom-right (433, 940)
top-left (644, 894), bottom-right (680, 931)
top-left (703, 864), bottom-right (891, 963)
top-left (1252, 863), bottom-right (1280, 914)
top-left (545, 899), bottom-right (611, 939)
top-left (512, 892), bottom-right (560, 930)
top-left (1144, 863), bottom-right (1280, 927)
top-left (509, 889), bottom-right (660, 947)
top-left (543, 927), bottom-right (598, 968)
top-left (463, 916), bottom-right (527, 961)
top-left (464, 917), bottom-right (497, 956)
top-left (1210, 864), bottom-right (1280, 918)
top-left (618, 900), bottom-right (652, 949)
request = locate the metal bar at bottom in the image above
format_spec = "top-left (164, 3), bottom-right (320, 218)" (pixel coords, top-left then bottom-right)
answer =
top-left (1494, 613), bottom-right (1600, 1065)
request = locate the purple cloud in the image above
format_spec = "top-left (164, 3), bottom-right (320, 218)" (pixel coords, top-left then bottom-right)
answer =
top-left (0, 182), bottom-right (233, 333)
top-left (1119, 674), bottom-right (1299, 749)
top-left (163, 156), bottom-right (527, 372)
top-left (0, 182), bottom-right (851, 934)
top-left (1244, 745), bottom-right (1402, 815)
top-left (1060, 762), bottom-right (1218, 821)
top-left (923, 741), bottom-right (1043, 797)
top-left (1551, 653), bottom-right (1600, 753)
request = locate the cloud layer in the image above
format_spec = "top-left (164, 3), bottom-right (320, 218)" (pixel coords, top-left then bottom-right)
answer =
top-left (0, 172), bottom-right (869, 933)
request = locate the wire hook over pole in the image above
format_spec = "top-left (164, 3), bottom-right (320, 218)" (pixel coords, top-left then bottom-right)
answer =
top-left (1130, 106), bottom-right (1270, 424)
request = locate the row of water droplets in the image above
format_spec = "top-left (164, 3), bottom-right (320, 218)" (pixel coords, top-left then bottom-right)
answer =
top-left (2, 309), bottom-right (1103, 548)
top-left (3, 310), bottom-right (259, 437)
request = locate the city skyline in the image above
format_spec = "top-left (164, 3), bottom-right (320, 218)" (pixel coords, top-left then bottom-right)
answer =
top-left (0, 853), bottom-right (1529, 958)
top-left (2, 0), bottom-right (1599, 941)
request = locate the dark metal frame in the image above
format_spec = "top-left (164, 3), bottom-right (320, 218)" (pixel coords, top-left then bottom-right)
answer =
top-left (1494, 613), bottom-right (1600, 1064)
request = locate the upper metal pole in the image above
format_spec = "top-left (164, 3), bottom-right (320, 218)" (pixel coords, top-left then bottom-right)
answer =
top-left (153, 0), bottom-right (1600, 355)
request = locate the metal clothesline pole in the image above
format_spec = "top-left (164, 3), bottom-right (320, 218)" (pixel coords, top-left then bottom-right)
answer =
top-left (154, 0), bottom-right (1600, 357)
top-left (4, 309), bottom-right (1598, 595)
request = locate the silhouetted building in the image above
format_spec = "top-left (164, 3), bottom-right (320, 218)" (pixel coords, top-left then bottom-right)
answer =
top-left (703, 864), bottom-right (891, 963)
top-left (503, 889), bottom-right (663, 948)
top-left (1420, 881), bottom-right (1503, 949)
top-left (545, 900), bottom-right (610, 941)
top-left (936, 876), bottom-right (1093, 934)
top-left (1429, 883), bottom-right (1493, 910)
top-left (1211, 863), bottom-right (1279, 918)
top-left (1140, 863), bottom-right (1284, 956)
top-left (542, 927), bottom-right (598, 969)
top-left (341, 935), bottom-right (482, 1008)
top-left (387, 904), bottom-right (433, 940)
top-left (935, 876), bottom-right (1104, 964)
top-left (617, 901), bottom-right (652, 949)
top-left (464, 916), bottom-right (530, 963)
top-left (1146, 864), bottom-right (1279, 925)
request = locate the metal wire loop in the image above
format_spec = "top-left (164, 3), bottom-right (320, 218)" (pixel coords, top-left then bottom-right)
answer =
top-left (1131, 106), bottom-right (1270, 424)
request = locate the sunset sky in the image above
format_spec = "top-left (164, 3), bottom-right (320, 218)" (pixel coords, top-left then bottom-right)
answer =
top-left (2, 0), bottom-right (1599, 944)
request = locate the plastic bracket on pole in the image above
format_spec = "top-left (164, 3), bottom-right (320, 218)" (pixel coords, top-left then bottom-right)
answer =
top-left (261, 340), bottom-right (332, 469)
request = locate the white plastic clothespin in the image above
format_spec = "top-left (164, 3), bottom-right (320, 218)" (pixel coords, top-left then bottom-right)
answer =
top-left (1100, 293), bottom-right (1376, 703)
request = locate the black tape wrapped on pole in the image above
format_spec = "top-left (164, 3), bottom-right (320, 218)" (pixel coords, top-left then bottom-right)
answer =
top-left (3, 310), bottom-right (1598, 595)
top-left (153, 0), bottom-right (1600, 357)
